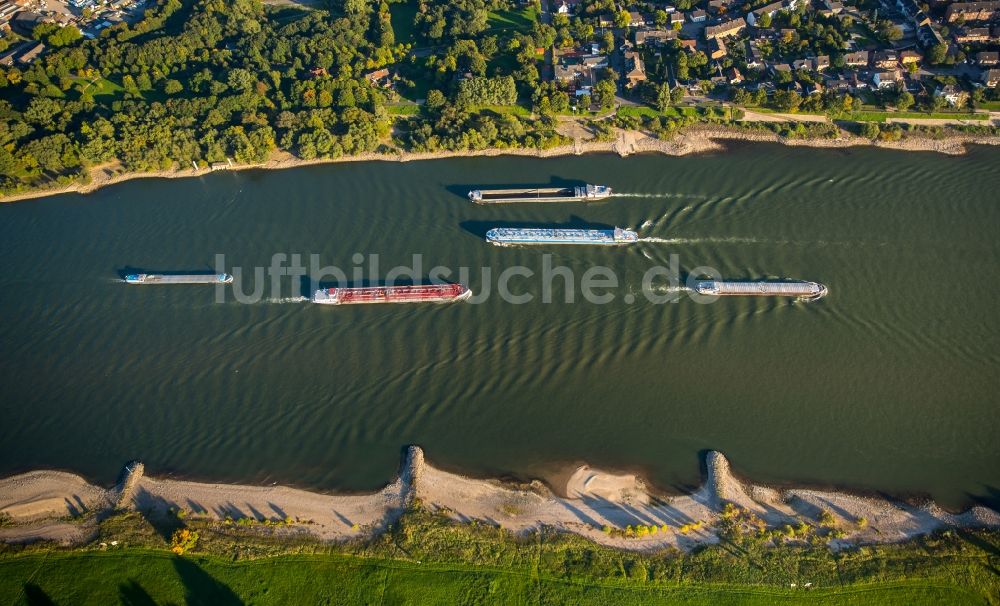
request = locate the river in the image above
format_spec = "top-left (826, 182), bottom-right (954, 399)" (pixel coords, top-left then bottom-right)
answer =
top-left (1, 144), bottom-right (997, 509)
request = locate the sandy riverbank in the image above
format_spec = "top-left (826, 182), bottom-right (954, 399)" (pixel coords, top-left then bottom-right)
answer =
top-left (2, 448), bottom-right (997, 552)
top-left (3, 125), bottom-right (999, 205)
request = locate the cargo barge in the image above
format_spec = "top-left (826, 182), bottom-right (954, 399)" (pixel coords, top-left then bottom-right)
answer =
top-left (486, 227), bottom-right (638, 246)
top-left (694, 280), bottom-right (828, 301)
top-left (125, 273), bottom-right (233, 284)
top-left (312, 284), bottom-right (471, 305)
top-left (469, 184), bottom-right (612, 203)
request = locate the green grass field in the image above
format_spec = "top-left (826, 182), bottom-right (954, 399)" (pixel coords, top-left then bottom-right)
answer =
top-left (0, 550), bottom-right (990, 606)
top-left (68, 76), bottom-right (125, 100)
top-left (847, 110), bottom-right (989, 122)
top-left (386, 103), bottom-right (421, 116)
top-left (389, 0), bottom-right (419, 46)
top-left (486, 5), bottom-right (539, 33)
top-left (1, 509), bottom-right (997, 605)
top-left (617, 106), bottom-right (699, 119)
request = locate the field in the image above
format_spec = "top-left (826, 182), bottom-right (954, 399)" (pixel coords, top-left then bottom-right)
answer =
top-left (0, 550), bottom-right (991, 606)
top-left (389, 0), bottom-right (419, 46)
top-left (1, 509), bottom-right (997, 605)
top-left (846, 110), bottom-right (990, 122)
top-left (486, 5), bottom-right (540, 34)
top-left (617, 106), bottom-right (700, 119)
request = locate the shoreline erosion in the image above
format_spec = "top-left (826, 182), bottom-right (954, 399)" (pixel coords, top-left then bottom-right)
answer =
top-left (3, 126), bottom-right (1000, 205)
top-left (2, 448), bottom-right (997, 552)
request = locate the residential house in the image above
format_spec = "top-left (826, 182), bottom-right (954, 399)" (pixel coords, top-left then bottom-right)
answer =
top-left (556, 0), bottom-right (579, 15)
top-left (813, 55), bottom-right (830, 71)
top-left (873, 50), bottom-right (899, 69)
top-left (15, 41), bottom-right (43, 64)
top-left (982, 68), bottom-right (1000, 87)
top-left (976, 51), bottom-right (999, 66)
top-left (916, 24), bottom-right (943, 47)
top-left (873, 70), bottom-right (902, 89)
top-left (899, 50), bottom-right (921, 65)
top-left (704, 17), bottom-right (746, 40)
top-left (678, 38), bottom-right (699, 52)
top-left (364, 68), bottom-right (391, 87)
top-left (844, 50), bottom-right (870, 67)
top-left (792, 58), bottom-right (811, 71)
top-left (945, 1), bottom-right (1000, 22)
top-left (688, 9), bottom-right (707, 22)
top-left (623, 50), bottom-right (647, 88)
top-left (669, 12), bottom-right (685, 26)
top-left (824, 76), bottom-right (854, 93)
top-left (747, 1), bottom-right (784, 26)
top-left (934, 84), bottom-right (967, 106)
top-left (820, 0), bottom-right (844, 15)
top-left (770, 63), bottom-right (792, 76)
top-left (635, 28), bottom-right (676, 46)
top-left (953, 27), bottom-right (991, 43)
top-left (725, 66), bottom-right (743, 84)
top-left (708, 0), bottom-right (731, 14)
top-left (746, 42), bottom-right (764, 68)
top-left (709, 37), bottom-right (728, 59)
top-left (10, 11), bottom-right (46, 36)
top-left (628, 11), bottom-right (646, 27)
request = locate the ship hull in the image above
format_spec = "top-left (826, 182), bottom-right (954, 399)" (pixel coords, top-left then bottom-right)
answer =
top-left (694, 281), bottom-right (828, 301)
top-left (125, 273), bottom-right (233, 284)
top-left (312, 285), bottom-right (471, 305)
top-left (469, 184), bottom-right (612, 204)
top-left (486, 227), bottom-right (638, 247)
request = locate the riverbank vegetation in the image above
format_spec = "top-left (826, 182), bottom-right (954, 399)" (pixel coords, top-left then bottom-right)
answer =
top-left (4, 0), bottom-right (999, 199)
top-left (1, 506), bottom-right (998, 604)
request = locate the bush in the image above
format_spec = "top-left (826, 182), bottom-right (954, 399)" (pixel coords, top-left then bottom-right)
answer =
top-left (170, 528), bottom-right (199, 555)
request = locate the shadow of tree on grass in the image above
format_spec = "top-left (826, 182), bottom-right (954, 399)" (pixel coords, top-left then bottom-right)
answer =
top-left (172, 557), bottom-right (244, 606)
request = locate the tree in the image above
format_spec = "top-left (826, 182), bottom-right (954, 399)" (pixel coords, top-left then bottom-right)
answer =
top-left (425, 89), bottom-right (446, 109)
top-left (927, 43), bottom-right (947, 65)
top-left (861, 121), bottom-right (880, 139)
top-left (227, 68), bottom-right (255, 92)
top-left (593, 78), bottom-right (617, 110)
top-left (896, 90), bottom-right (914, 111)
top-left (655, 83), bottom-right (671, 112)
top-left (759, 13), bottom-right (772, 28)
top-left (163, 79), bottom-right (183, 95)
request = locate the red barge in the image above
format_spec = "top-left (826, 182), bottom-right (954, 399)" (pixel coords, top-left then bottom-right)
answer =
top-left (312, 284), bottom-right (471, 305)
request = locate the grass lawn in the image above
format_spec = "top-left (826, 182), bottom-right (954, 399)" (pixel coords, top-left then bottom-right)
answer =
top-left (471, 104), bottom-right (533, 116)
top-left (617, 106), bottom-right (699, 119)
top-left (846, 110), bottom-right (989, 122)
top-left (386, 103), bottom-right (421, 115)
top-left (389, 0), bottom-right (419, 46)
top-left (485, 5), bottom-right (539, 33)
top-left (979, 101), bottom-right (1000, 111)
top-left (67, 76), bottom-right (125, 100)
top-left (0, 550), bottom-right (990, 606)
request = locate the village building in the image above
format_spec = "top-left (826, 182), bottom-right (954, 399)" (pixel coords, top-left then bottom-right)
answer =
top-left (704, 17), bottom-right (746, 40)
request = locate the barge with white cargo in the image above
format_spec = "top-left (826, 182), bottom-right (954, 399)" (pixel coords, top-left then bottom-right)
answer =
top-left (486, 227), bottom-right (638, 246)
top-left (694, 280), bottom-right (828, 302)
top-left (469, 184), bottom-right (612, 204)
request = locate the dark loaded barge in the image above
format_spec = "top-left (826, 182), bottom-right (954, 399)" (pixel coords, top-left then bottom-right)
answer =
top-left (468, 184), bottom-right (612, 204)
top-left (312, 284), bottom-right (471, 305)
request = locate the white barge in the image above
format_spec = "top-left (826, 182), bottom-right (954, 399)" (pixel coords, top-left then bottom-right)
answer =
top-left (694, 280), bottom-right (828, 301)
top-left (486, 227), bottom-right (639, 246)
